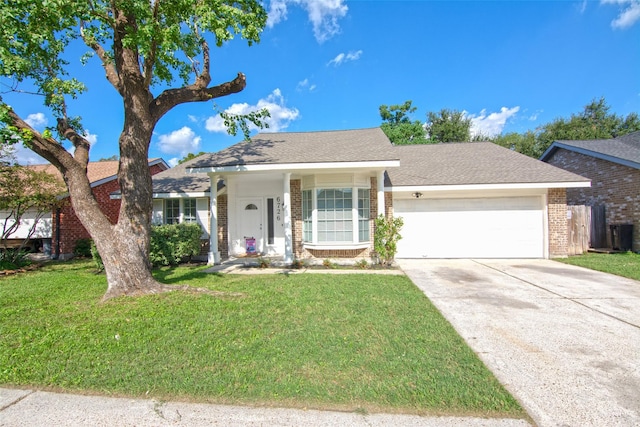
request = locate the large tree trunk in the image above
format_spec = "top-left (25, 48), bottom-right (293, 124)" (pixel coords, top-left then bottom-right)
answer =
top-left (63, 123), bottom-right (168, 300)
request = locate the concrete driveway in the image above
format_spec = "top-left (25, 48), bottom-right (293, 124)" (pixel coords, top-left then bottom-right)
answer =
top-left (398, 259), bottom-right (640, 427)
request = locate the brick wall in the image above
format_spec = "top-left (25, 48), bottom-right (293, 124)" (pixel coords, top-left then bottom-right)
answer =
top-left (547, 149), bottom-right (639, 251)
top-left (217, 194), bottom-right (228, 259)
top-left (547, 188), bottom-right (568, 258)
top-left (290, 179), bottom-right (303, 258)
top-left (52, 163), bottom-right (167, 259)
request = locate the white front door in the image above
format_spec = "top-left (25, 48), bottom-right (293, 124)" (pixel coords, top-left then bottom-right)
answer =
top-left (238, 198), bottom-right (264, 255)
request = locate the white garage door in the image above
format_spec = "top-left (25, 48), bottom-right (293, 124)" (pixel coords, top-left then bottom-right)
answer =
top-left (394, 197), bottom-right (545, 259)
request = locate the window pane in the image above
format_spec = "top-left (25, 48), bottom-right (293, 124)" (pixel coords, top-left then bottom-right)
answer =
top-left (317, 187), bottom-right (353, 243)
top-left (358, 189), bottom-right (370, 242)
top-left (302, 190), bottom-right (313, 242)
top-left (183, 199), bottom-right (197, 223)
top-left (165, 199), bottom-right (180, 224)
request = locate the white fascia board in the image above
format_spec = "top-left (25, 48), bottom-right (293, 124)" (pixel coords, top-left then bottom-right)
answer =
top-left (385, 181), bottom-right (591, 193)
top-left (188, 160), bottom-right (400, 174)
top-left (110, 192), bottom-right (210, 200)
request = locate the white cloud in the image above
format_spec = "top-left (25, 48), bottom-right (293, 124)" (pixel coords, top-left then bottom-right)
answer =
top-left (13, 144), bottom-right (47, 165)
top-left (83, 130), bottom-right (98, 145)
top-left (25, 112), bottom-right (47, 129)
top-left (601, 0), bottom-right (640, 29)
top-left (327, 50), bottom-right (363, 66)
top-left (296, 78), bottom-right (316, 92)
top-left (205, 89), bottom-right (300, 134)
top-left (528, 110), bottom-right (543, 121)
top-left (156, 126), bottom-right (202, 157)
top-left (267, 0), bottom-right (348, 43)
top-left (466, 106), bottom-right (520, 137)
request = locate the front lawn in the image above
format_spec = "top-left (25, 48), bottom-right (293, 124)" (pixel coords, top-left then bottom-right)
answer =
top-left (0, 260), bottom-right (524, 418)
top-left (556, 251), bottom-right (640, 281)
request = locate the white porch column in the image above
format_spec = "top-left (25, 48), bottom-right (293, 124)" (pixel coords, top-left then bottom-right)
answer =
top-left (208, 174), bottom-right (221, 265)
top-left (377, 170), bottom-right (385, 217)
top-left (283, 172), bottom-right (293, 264)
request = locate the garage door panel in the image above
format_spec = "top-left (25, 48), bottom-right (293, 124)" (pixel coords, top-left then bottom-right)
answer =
top-left (395, 197), bottom-right (544, 259)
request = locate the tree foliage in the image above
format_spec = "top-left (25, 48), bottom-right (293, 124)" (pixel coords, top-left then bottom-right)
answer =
top-left (425, 108), bottom-right (472, 143)
top-left (178, 152), bottom-right (207, 165)
top-left (0, 0), bottom-right (268, 299)
top-left (535, 97), bottom-right (640, 157)
top-left (379, 101), bottom-right (428, 145)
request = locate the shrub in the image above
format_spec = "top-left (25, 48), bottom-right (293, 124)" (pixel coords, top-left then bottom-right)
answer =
top-left (322, 258), bottom-right (336, 269)
top-left (257, 257), bottom-right (271, 269)
top-left (90, 240), bottom-right (104, 273)
top-left (74, 238), bottom-right (93, 258)
top-left (0, 249), bottom-right (31, 270)
top-left (150, 223), bottom-right (202, 266)
top-left (355, 258), bottom-right (368, 269)
top-left (373, 214), bottom-right (403, 267)
top-left (290, 257), bottom-right (307, 269)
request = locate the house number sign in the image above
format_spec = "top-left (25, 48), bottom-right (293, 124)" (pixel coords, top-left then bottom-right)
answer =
top-left (276, 196), bottom-right (282, 223)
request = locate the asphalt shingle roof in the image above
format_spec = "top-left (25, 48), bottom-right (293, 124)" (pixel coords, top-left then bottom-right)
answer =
top-left (151, 129), bottom-right (590, 194)
top-left (188, 127), bottom-right (398, 169)
top-left (152, 157), bottom-right (212, 194)
top-left (386, 142), bottom-right (590, 187)
top-left (543, 131), bottom-right (640, 167)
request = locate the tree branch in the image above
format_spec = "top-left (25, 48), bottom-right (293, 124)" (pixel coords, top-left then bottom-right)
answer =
top-left (150, 72), bottom-right (246, 123)
top-left (80, 21), bottom-right (123, 94)
top-left (3, 107), bottom-right (76, 173)
top-left (56, 118), bottom-right (91, 168)
top-left (142, 0), bottom-right (161, 88)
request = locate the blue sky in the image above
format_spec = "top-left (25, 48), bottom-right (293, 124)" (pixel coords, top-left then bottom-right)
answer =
top-left (4, 0), bottom-right (640, 166)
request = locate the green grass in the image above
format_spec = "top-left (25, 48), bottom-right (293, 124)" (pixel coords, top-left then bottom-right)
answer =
top-left (557, 251), bottom-right (640, 281)
top-left (0, 260), bottom-right (525, 418)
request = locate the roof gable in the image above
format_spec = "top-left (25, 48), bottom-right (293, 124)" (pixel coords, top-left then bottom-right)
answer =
top-left (540, 131), bottom-right (640, 169)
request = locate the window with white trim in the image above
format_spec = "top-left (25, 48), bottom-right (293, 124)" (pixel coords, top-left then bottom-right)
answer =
top-left (165, 199), bottom-right (180, 224)
top-left (302, 186), bottom-right (370, 244)
top-left (164, 199), bottom-right (197, 225)
top-left (183, 199), bottom-right (197, 223)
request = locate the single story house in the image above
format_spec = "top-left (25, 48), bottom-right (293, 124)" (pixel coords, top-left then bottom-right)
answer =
top-left (148, 128), bottom-right (590, 263)
top-left (540, 130), bottom-right (640, 251)
top-left (1, 159), bottom-right (169, 258)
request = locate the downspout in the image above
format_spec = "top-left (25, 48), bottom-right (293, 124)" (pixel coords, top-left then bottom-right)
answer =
top-left (53, 208), bottom-right (61, 260)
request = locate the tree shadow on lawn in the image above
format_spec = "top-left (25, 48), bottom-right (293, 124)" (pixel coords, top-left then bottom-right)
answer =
top-left (153, 265), bottom-right (222, 285)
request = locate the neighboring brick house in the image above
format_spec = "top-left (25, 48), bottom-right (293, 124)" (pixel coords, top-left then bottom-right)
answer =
top-left (541, 131), bottom-right (640, 251)
top-left (32, 159), bottom-right (169, 259)
top-left (149, 128), bottom-right (589, 263)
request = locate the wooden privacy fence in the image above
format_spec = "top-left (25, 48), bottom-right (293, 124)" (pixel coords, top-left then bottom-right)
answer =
top-left (567, 205), bottom-right (590, 255)
top-left (566, 205), bottom-right (606, 255)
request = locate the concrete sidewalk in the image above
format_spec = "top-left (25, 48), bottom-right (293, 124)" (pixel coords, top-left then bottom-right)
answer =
top-left (0, 388), bottom-right (530, 427)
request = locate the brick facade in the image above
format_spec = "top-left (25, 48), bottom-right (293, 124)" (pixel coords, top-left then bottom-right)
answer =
top-left (547, 188), bottom-right (568, 258)
top-left (546, 149), bottom-right (639, 251)
top-left (52, 163), bottom-right (166, 259)
top-left (217, 194), bottom-right (228, 259)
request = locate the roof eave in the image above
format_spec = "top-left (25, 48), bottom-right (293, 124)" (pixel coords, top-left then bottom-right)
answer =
top-left (385, 181), bottom-right (591, 193)
top-left (188, 160), bottom-right (400, 174)
top-left (541, 142), bottom-right (640, 170)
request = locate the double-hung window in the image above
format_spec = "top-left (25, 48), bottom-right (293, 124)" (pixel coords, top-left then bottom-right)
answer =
top-left (302, 185), bottom-right (370, 246)
top-left (165, 199), bottom-right (180, 224)
top-left (164, 199), bottom-right (197, 224)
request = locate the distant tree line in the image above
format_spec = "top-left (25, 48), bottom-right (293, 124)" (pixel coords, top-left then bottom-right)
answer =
top-left (379, 97), bottom-right (640, 158)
